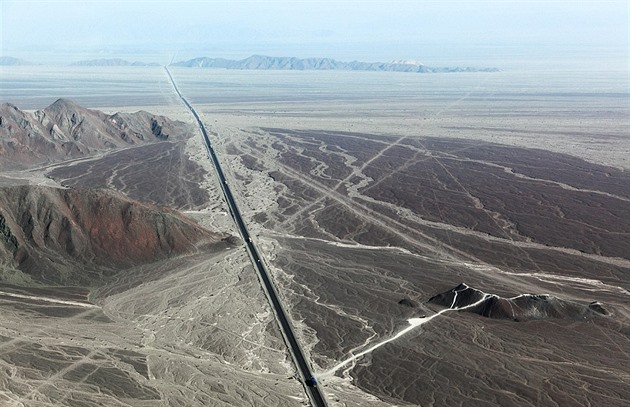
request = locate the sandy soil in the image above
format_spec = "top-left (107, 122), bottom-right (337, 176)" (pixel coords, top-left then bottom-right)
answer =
top-left (0, 250), bottom-right (307, 406)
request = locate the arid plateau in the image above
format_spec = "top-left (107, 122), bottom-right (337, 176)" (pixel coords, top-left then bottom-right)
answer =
top-left (0, 64), bottom-right (629, 406)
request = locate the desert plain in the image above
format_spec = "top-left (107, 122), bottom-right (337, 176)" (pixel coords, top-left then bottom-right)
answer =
top-left (0, 64), bottom-right (629, 406)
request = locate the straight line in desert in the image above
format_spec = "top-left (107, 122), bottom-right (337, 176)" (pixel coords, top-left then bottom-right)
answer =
top-left (0, 291), bottom-right (98, 308)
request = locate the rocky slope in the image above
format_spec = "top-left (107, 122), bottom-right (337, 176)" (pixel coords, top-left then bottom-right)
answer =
top-left (428, 283), bottom-right (607, 321)
top-left (0, 99), bottom-right (191, 170)
top-left (172, 54), bottom-right (499, 73)
top-left (0, 185), bottom-right (233, 286)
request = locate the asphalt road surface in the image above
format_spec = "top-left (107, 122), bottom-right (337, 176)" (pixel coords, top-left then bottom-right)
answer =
top-left (165, 66), bottom-right (328, 407)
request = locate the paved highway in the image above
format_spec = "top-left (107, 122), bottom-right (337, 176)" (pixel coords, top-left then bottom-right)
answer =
top-left (165, 67), bottom-right (327, 407)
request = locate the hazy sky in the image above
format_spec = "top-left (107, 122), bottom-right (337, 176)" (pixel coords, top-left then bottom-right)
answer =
top-left (1, 0), bottom-right (628, 66)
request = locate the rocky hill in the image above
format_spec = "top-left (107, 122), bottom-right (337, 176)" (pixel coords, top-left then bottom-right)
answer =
top-left (428, 283), bottom-right (607, 321)
top-left (70, 58), bottom-right (160, 67)
top-left (172, 55), bottom-right (499, 73)
top-left (0, 99), bottom-right (191, 170)
top-left (0, 185), bottom-right (232, 286)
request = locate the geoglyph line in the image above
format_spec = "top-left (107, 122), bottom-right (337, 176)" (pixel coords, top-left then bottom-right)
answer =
top-left (463, 263), bottom-right (630, 296)
top-left (0, 291), bottom-right (98, 308)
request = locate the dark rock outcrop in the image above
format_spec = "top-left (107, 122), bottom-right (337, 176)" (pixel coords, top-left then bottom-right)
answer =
top-left (428, 283), bottom-right (606, 322)
top-left (397, 298), bottom-right (418, 308)
top-left (589, 301), bottom-right (609, 315)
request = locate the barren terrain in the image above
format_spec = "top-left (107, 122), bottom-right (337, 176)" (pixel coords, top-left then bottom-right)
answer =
top-left (0, 95), bottom-right (308, 406)
top-left (1, 65), bottom-right (629, 406)
top-left (215, 126), bottom-right (630, 406)
top-left (167, 67), bottom-right (629, 406)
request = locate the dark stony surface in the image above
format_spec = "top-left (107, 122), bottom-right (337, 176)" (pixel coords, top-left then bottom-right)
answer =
top-left (225, 127), bottom-right (630, 407)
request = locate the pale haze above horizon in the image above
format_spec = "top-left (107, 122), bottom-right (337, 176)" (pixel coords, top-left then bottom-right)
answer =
top-left (1, 0), bottom-right (628, 69)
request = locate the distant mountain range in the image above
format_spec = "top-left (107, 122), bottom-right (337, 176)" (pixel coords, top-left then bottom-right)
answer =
top-left (171, 55), bottom-right (499, 73)
top-left (70, 58), bottom-right (160, 67)
top-left (1, 55), bottom-right (496, 72)
top-left (0, 56), bottom-right (34, 66)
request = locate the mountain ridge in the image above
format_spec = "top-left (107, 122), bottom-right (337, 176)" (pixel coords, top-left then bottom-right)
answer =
top-left (0, 56), bottom-right (34, 66)
top-left (0, 99), bottom-right (191, 170)
top-left (171, 54), bottom-right (499, 73)
top-left (0, 185), bottom-right (232, 286)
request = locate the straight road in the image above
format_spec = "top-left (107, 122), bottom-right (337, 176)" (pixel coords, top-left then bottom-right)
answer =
top-left (164, 67), bottom-right (327, 407)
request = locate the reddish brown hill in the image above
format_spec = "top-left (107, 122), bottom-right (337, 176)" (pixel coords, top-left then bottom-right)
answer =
top-left (428, 283), bottom-right (607, 322)
top-left (0, 185), bottom-right (232, 285)
top-left (0, 99), bottom-right (191, 170)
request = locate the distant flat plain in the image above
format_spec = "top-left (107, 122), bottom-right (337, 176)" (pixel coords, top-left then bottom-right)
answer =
top-left (4, 65), bottom-right (623, 167)
top-left (1, 63), bottom-right (629, 406)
